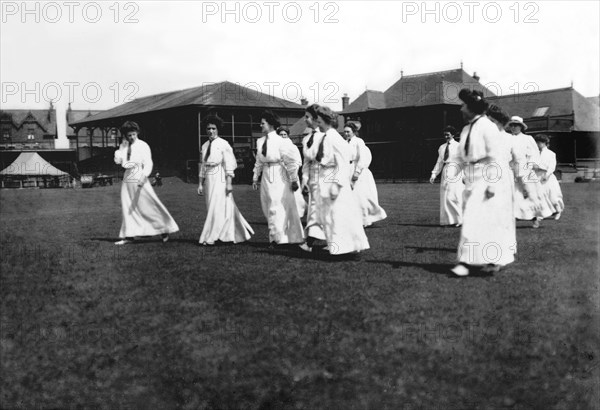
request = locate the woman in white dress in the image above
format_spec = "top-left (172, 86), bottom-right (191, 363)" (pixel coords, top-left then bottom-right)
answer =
top-left (343, 122), bottom-right (387, 227)
top-left (197, 114), bottom-right (254, 245)
top-left (508, 116), bottom-right (553, 227)
top-left (313, 106), bottom-right (370, 256)
top-left (300, 105), bottom-right (327, 251)
top-left (114, 121), bottom-right (179, 245)
top-left (252, 111), bottom-right (304, 246)
top-left (451, 90), bottom-right (515, 276)
top-left (429, 125), bottom-right (464, 227)
top-left (277, 126), bottom-right (306, 219)
top-left (534, 134), bottom-right (565, 223)
top-left (485, 104), bottom-right (522, 261)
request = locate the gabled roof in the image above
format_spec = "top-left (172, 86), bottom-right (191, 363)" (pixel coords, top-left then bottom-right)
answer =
top-left (342, 68), bottom-right (495, 114)
top-left (67, 109), bottom-right (103, 124)
top-left (488, 87), bottom-right (600, 132)
top-left (289, 116), bottom-right (310, 138)
top-left (70, 81), bottom-right (306, 126)
top-left (1, 109), bottom-right (57, 133)
top-left (587, 96), bottom-right (599, 107)
top-left (342, 90), bottom-right (386, 114)
top-left (0, 152), bottom-right (70, 176)
top-left (288, 113), bottom-right (346, 137)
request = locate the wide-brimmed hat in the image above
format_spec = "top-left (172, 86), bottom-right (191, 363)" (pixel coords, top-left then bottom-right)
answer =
top-left (507, 116), bottom-right (528, 130)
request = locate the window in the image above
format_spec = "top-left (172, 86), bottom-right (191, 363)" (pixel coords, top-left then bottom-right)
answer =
top-left (27, 127), bottom-right (35, 140)
top-left (532, 106), bottom-right (550, 117)
top-left (2, 128), bottom-right (10, 140)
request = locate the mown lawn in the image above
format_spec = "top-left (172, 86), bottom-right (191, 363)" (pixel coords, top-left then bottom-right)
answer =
top-left (1, 180), bottom-right (598, 409)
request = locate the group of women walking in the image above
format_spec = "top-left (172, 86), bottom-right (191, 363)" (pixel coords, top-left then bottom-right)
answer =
top-left (112, 90), bottom-right (563, 275)
top-left (112, 105), bottom-right (387, 258)
top-left (427, 89), bottom-right (565, 276)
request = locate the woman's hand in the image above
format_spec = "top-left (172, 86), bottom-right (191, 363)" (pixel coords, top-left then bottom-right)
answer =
top-left (226, 183), bottom-right (233, 195)
top-left (137, 175), bottom-right (147, 188)
top-left (252, 181), bottom-right (258, 191)
top-left (330, 183), bottom-right (340, 200)
top-left (197, 184), bottom-right (203, 195)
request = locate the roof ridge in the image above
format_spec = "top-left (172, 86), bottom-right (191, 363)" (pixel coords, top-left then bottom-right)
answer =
top-left (402, 68), bottom-right (462, 79)
top-left (133, 82), bottom-right (225, 101)
top-left (488, 86), bottom-right (573, 98)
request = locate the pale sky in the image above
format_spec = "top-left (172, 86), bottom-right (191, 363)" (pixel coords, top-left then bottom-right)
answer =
top-left (1, 0), bottom-right (599, 134)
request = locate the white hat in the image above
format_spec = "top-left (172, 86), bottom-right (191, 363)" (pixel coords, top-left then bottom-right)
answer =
top-left (507, 116), bottom-right (528, 131)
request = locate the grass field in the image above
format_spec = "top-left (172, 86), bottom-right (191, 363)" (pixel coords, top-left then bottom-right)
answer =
top-left (1, 180), bottom-right (598, 409)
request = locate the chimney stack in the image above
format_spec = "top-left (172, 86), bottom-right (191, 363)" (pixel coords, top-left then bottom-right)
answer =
top-left (47, 101), bottom-right (54, 122)
top-left (342, 93), bottom-right (349, 110)
top-left (473, 72), bottom-right (480, 82)
top-left (300, 97), bottom-right (308, 105)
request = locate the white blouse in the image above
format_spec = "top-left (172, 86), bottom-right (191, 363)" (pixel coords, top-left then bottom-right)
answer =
top-left (431, 139), bottom-right (461, 177)
top-left (253, 131), bottom-right (301, 182)
top-left (538, 147), bottom-right (557, 179)
top-left (199, 137), bottom-right (237, 178)
top-left (458, 115), bottom-right (502, 164)
top-left (347, 136), bottom-right (372, 178)
top-left (114, 139), bottom-right (154, 178)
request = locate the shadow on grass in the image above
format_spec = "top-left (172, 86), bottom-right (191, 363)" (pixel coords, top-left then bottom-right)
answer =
top-left (90, 237), bottom-right (200, 245)
top-left (394, 223), bottom-right (445, 228)
top-left (404, 246), bottom-right (456, 253)
top-left (365, 259), bottom-right (495, 278)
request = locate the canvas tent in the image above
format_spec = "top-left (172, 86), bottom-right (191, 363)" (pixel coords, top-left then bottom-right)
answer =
top-left (0, 152), bottom-right (71, 188)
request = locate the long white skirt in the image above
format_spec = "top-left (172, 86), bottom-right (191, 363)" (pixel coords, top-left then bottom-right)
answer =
top-left (199, 167), bottom-right (254, 244)
top-left (542, 174), bottom-right (565, 214)
top-left (352, 168), bottom-right (387, 227)
top-left (294, 189), bottom-right (307, 219)
top-left (260, 164), bottom-right (305, 244)
top-left (305, 164), bottom-right (326, 240)
top-left (119, 169), bottom-right (179, 238)
top-left (457, 163), bottom-right (515, 267)
top-left (439, 164), bottom-right (464, 226)
top-left (316, 166), bottom-right (370, 255)
top-left (514, 170), bottom-right (553, 220)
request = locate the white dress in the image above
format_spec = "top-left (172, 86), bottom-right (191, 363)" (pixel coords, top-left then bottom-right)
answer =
top-left (302, 129), bottom-right (327, 241)
top-left (253, 131), bottom-right (305, 244)
top-left (114, 139), bottom-right (179, 238)
top-left (456, 115), bottom-right (515, 267)
top-left (281, 137), bottom-right (307, 218)
top-left (512, 132), bottom-right (553, 220)
top-left (430, 139), bottom-right (464, 226)
top-left (537, 147), bottom-right (565, 215)
top-left (199, 137), bottom-right (254, 244)
top-left (348, 136), bottom-right (387, 227)
top-left (314, 128), bottom-right (370, 255)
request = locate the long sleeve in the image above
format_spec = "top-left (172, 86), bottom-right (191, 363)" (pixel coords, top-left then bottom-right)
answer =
top-left (538, 149), bottom-right (557, 179)
top-left (301, 155), bottom-right (309, 187)
top-left (355, 138), bottom-right (372, 177)
top-left (280, 139), bottom-right (301, 182)
top-left (140, 143), bottom-right (153, 177)
top-left (199, 143), bottom-right (206, 179)
top-left (222, 142), bottom-right (237, 178)
top-left (510, 141), bottom-right (528, 179)
top-left (546, 151), bottom-right (556, 178)
top-left (252, 138), bottom-right (264, 182)
top-left (114, 148), bottom-right (124, 165)
top-left (325, 132), bottom-right (351, 188)
top-left (431, 145), bottom-right (444, 177)
top-left (114, 142), bottom-right (127, 165)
